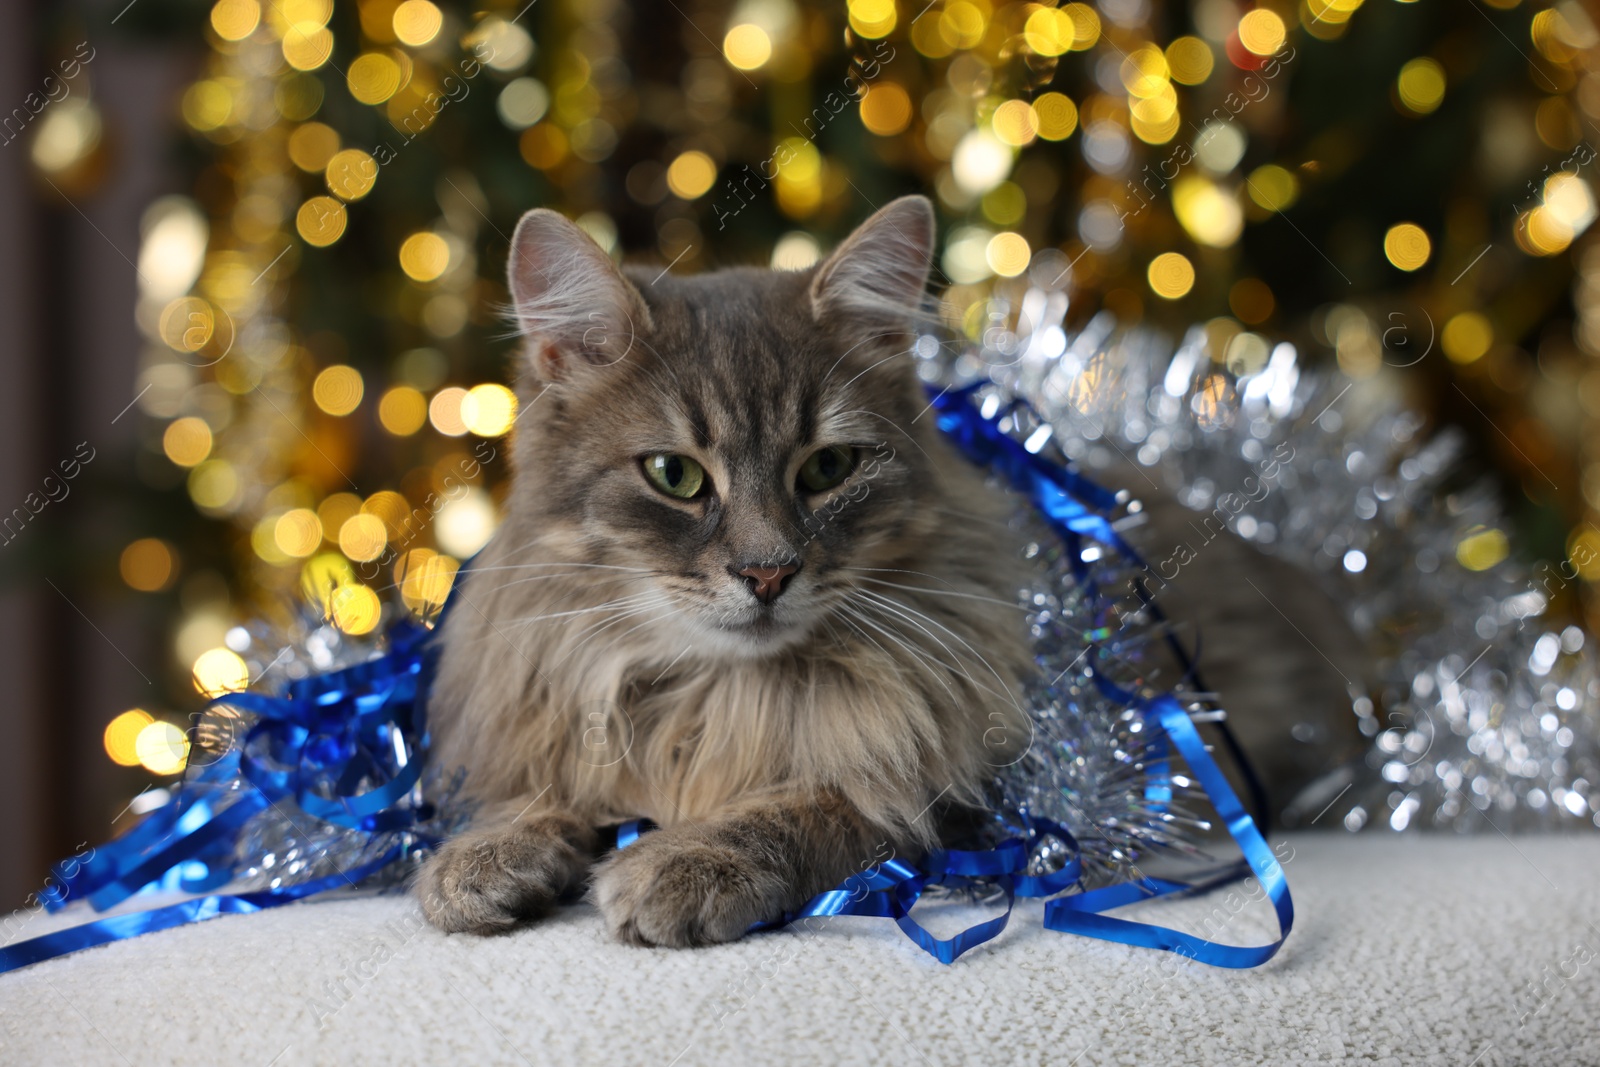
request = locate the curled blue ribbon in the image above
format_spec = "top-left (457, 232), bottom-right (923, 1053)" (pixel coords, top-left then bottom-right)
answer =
top-left (1, 380), bottom-right (1292, 974)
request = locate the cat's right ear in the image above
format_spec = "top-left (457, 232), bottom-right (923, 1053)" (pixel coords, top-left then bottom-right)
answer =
top-left (506, 209), bottom-right (652, 381)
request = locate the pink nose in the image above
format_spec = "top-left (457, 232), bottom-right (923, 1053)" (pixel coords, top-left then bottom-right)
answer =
top-left (737, 562), bottom-right (799, 604)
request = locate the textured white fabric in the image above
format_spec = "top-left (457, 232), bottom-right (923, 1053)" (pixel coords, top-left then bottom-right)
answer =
top-left (2, 833), bottom-right (1596, 1066)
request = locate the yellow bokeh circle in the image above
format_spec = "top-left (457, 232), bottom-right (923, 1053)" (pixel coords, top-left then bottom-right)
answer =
top-left (210, 0), bottom-right (261, 42)
top-left (985, 232), bottom-right (1031, 277)
top-left (325, 148), bottom-right (378, 201)
top-left (723, 24), bottom-right (772, 71)
top-left (1237, 10), bottom-right (1286, 56)
top-left (378, 385), bottom-right (429, 435)
top-left (163, 417), bottom-right (213, 468)
top-left (860, 83), bottom-right (913, 136)
top-left (104, 709), bottom-right (155, 767)
top-left (399, 232), bottom-right (450, 282)
top-left (330, 584), bottom-right (382, 635)
top-left (1147, 252), bottom-right (1196, 299)
top-left (296, 196), bottom-right (347, 247)
top-left (1383, 223), bottom-right (1431, 271)
top-left (1034, 93), bottom-right (1078, 141)
top-left (193, 647), bottom-right (250, 698)
top-left (338, 513), bottom-right (389, 562)
top-left (312, 364), bottom-right (364, 415)
top-left (347, 52), bottom-right (403, 106)
top-left (461, 383), bottom-right (519, 436)
top-left (136, 721), bottom-right (190, 775)
top-left (666, 150), bottom-right (717, 200)
top-left (393, 0), bottom-right (443, 46)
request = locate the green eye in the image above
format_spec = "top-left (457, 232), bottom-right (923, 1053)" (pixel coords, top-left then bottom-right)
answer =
top-left (643, 453), bottom-right (707, 499)
top-left (797, 446), bottom-right (856, 493)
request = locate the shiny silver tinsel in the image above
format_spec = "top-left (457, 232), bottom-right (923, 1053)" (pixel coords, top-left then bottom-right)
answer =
top-left (949, 279), bottom-right (1600, 835)
top-left (184, 612), bottom-right (470, 895)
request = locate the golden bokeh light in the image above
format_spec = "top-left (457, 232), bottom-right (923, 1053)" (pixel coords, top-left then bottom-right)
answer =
top-left (279, 0), bottom-right (333, 24)
top-left (274, 508), bottom-right (323, 558)
top-left (848, 0), bottom-right (896, 38)
top-left (338, 513), bottom-right (389, 562)
top-left (1173, 177), bottom-right (1243, 248)
top-left (317, 492), bottom-right (363, 538)
top-left (330, 584), bottom-right (382, 635)
top-left (104, 709), bottom-right (155, 767)
top-left (436, 488), bottom-right (497, 556)
top-left (193, 647), bottom-right (250, 697)
top-left (282, 23), bottom-right (334, 71)
top-left (1120, 45), bottom-right (1170, 98)
top-left (1166, 36), bottom-right (1214, 85)
top-left (1397, 57), bottom-right (1445, 115)
top-left (210, 0), bottom-right (261, 42)
top-left (158, 296), bottom-right (214, 352)
top-left (121, 538), bottom-right (176, 592)
top-left (985, 232), bottom-right (1031, 278)
top-left (296, 196), bottom-right (347, 247)
top-left (461, 383), bottom-right (519, 436)
top-left (1024, 8), bottom-right (1074, 56)
top-left (399, 232), bottom-right (450, 282)
top-left (1033, 93), bottom-right (1078, 141)
top-left (991, 100), bottom-right (1039, 147)
top-left (301, 552), bottom-right (357, 611)
top-left (860, 83), bottom-right (913, 136)
top-left (1147, 252), bottom-right (1196, 299)
top-left (1061, 3), bottom-right (1100, 50)
top-left (1442, 312), bottom-right (1493, 364)
top-left (398, 549), bottom-right (459, 614)
top-left (393, 0), bottom-right (443, 47)
top-left (1456, 527), bottom-right (1509, 572)
top-left (312, 364), bottom-right (364, 416)
top-left (253, 512), bottom-right (292, 566)
top-left (347, 52), bottom-right (404, 106)
top-left (163, 417), bottom-right (214, 468)
top-left (723, 24), bottom-right (772, 70)
top-left (520, 124), bottom-right (568, 169)
top-left (1247, 164), bottom-right (1299, 212)
top-left (1383, 222), bottom-right (1431, 271)
top-left (183, 80), bottom-right (233, 132)
top-left (429, 386), bottom-right (469, 436)
top-left (1569, 528), bottom-right (1600, 581)
top-left (981, 183), bottom-right (1026, 226)
top-left (379, 385), bottom-right (429, 435)
top-left (666, 150), bottom-right (717, 199)
top-left (362, 490), bottom-right (412, 539)
top-left (1238, 9), bottom-right (1287, 56)
top-left (325, 148), bottom-right (378, 200)
top-left (136, 721), bottom-right (190, 776)
top-left (938, 2), bottom-right (986, 49)
top-left (188, 459), bottom-right (240, 513)
top-left (287, 122), bottom-right (340, 171)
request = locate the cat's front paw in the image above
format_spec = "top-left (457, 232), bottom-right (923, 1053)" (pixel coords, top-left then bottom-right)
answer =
top-left (591, 834), bottom-right (785, 948)
top-left (415, 821), bottom-right (588, 935)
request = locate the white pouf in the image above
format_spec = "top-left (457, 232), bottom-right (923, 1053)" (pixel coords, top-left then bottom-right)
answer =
top-left (2, 833), bottom-right (1595, 1066)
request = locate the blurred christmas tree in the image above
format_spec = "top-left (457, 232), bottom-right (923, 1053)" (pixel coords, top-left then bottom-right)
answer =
top-left (45, 0), bottom-right (1599, 785)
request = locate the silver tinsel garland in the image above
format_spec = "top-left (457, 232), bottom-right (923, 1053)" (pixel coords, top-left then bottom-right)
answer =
top-left (955, 275), bottom-right (1600, 836)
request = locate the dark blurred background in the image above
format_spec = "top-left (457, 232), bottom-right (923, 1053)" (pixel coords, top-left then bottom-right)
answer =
top-left (3, 0), bottom-right (1597, 909)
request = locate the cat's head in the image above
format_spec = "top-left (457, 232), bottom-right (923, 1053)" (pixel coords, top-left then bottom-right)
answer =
top-left (500, 196), bottom-right (956, 659)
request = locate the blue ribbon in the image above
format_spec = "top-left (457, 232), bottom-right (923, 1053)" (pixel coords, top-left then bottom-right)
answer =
top-left (2, 380), bottom-right (1291, 974)
top-left (2, 620), bottom-right (443, 975)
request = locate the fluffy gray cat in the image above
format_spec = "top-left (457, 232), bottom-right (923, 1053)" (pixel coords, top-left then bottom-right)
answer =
top-left (416, 197), bottom-right (1038, 945)
top-left (414, 195), bottom-right (1363, 945)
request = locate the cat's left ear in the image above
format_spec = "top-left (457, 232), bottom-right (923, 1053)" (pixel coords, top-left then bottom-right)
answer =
top-left (809, 195), bottom-right (935, 327)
